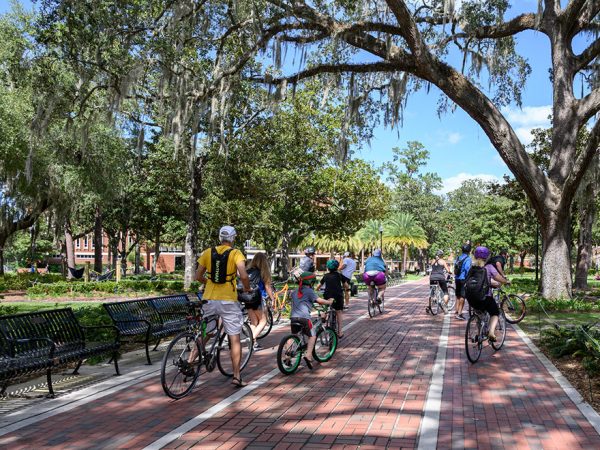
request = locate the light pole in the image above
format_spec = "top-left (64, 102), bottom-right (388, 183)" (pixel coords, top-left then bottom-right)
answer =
top-left (379, 224), bottom-right (383, 252)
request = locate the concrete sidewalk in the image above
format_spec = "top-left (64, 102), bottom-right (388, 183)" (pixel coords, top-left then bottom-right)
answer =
top-left (0, 278), bottom-right (599, 449)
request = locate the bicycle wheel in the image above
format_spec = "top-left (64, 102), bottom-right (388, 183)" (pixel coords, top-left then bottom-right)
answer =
top-left (257, 306), bottom-right (273, 340)
top-left (368, 290), bottom-right (377, 318)
top-left (160, 332), bottom-right (201, 400)
top-left (447, 286), bottom-right (456, 312)
top-left (277, 335), bottom-right (302, 374)
top-left (491, 311), bottom-right (507, 350)
top-left (465, 315), bottom-right (483, 363)
top-left (217, 322), bottom-right (254, 377)
top-left (428, 288), bottom-right (439, 315)
top-left (501, 293), bottom-right (526, 324)
top-left (378, 294), bottom-right (384, 314)
top-left (313, 327), bottom-right (337, 362)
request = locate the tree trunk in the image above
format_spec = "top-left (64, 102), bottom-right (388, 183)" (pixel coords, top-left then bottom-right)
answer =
top-left (574, 182), bottom-right (596, 290)
top-left (93, 206), bottom-right (103, 273)
top-left (519, 251), bottom-right (527, 273)
top-left (540, 211), bottom-right (572, 299)
top-left (184, 154), bottom-right (204, 289)
top-left (152, 230), bottom-right (161, 276)
top-left (402, 245), bottom-right (408, 273)
top-left (280, 232), bottom-right (291, 280)
top-left (120, 232), bottom-right (128, 278)
top-left (134, 242), bottom-right (141, 275)
top-left (65, 219), bottom-right (76, 278)
top-left (0, 239), bottom-right (5, 275)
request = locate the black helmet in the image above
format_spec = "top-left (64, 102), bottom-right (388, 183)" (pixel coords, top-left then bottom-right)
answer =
top-left (304, 246), bottom-right (316, 255)
top-left (461, 244), bottom-right (472, 253)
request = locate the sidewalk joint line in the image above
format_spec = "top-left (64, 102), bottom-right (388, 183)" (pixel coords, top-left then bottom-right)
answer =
top-left (416, 311), bottom-right (450, 450)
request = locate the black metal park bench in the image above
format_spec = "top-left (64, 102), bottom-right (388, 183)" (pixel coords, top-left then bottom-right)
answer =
top-left (103, 294), bottom-right (190, 364)
top-left (0, 308), bottom-right (120, 397)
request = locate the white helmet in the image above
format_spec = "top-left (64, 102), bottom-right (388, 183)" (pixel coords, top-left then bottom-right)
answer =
top-left (219, 225), bottom-right (237, 242)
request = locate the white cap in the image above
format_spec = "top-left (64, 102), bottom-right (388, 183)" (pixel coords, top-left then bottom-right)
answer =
top-left (343, 252), bottom-right (350, 257)
top-left (219, 225), bottom-right (237, 242)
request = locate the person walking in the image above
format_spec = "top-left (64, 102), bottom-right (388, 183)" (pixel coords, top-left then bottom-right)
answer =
top-left (245, 252), bottom-right (275, 350)
top-left (196, 225), bottom-right (252, 387)
top-left (454, 244), bottom-right (472, 320)
top-left (339, 251), bottom-right (357, 308)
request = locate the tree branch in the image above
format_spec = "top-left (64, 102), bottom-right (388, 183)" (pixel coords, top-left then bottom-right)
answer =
top-left (571, 0), bottom-right (600, 35)
top-left (577, 86), bottom-right (600, 121)
top-left (575, 36), bottom-right (600, 72)
top-left (385, 0), bottom-right (428, 59)
top-left (248, 61), bottom-right (410, 85)
top-left (562, 118), bottom-right (600, 204)
top-left (449, 13), bottom-right (538, 41)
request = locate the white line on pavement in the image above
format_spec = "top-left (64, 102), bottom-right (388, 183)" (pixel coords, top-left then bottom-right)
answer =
top-left (144, 281), bottom-right (424, 450)
top-left (416, 310), bottom-right (451, 450)
top-left (513, 323), bottom-right (600, 436)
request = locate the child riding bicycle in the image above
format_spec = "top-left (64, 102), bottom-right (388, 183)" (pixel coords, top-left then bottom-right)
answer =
top-left (290, 272), bottom-right (333, 370)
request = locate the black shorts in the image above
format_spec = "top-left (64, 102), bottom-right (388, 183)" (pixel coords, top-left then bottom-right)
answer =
top-left (328, 295), bottom-right (344, 311)
top-left (430, 280), bottom-right (448, 294)
top-left (455, 279), bottom-right (465, 298)
top-left (340, 274), bottom-right (351, 285)
top-left (290, 317), bottom-right (315, 337)
top-left (467, 296), bottom-right (500, 316)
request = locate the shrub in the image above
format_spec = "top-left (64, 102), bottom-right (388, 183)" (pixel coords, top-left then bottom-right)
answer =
top-left (0, 273), bottom-right (65, 291)
top-left (26, 279), bottom-right (201, 296)
top-left (543, 323), bottom-right (600, 376)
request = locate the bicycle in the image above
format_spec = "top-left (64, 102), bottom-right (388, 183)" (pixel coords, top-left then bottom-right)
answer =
top-left (367, 280), bottom-right (384, 318)
top-left (276, 304), bottom-right (338, 374)
top-left (428, 281), bottom-right (456, 315)
top-left (465, 298), bottom-right (507, 363)
top-left (269, 282), bottom-right (291, 323)
top-left (160, 300), bottom-right (254, 399)
top-left (493, 287), bottom-right (526, 324)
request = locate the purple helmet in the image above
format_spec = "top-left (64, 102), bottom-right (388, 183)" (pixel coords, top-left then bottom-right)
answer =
top-left (473, 246), bottom-right (490, 260)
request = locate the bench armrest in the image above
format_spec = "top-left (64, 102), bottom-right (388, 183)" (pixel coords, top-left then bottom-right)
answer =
top-left (11, 337), bottom-right (56, 358)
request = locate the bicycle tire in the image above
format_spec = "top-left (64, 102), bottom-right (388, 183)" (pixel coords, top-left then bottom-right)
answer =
top-left (217, 322), bottom-right (254, 377)
top-left (429, 289), bottom-right (439, 316)
top-left (368, 289), bottom-right (376, 318)
top-left (313, 327), bottom-right (337, 362)
top-left (277, 335), bottom-right (302, 375)
top-left (501, 293), bottom-right (526, 324)
top-left (447, 286), bottom-right (456, 312)
top-left (160, 331), bottom-right (201, 400)
top-left (257, 307), bottom-right (273, 340)
top-left (465, 315), bottom-right (482, 363)
top-left (378, 295), bottom-right (384, 314)
top-left (491, 311), bottom-right (507, 350)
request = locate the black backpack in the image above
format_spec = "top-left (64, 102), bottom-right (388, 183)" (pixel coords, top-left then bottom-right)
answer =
top-left (207, 247), bottom-right (235, 285)
top-left (454, 255), bottom-right (467, 276)
top-left (464, 266), bottom-right (489, 303)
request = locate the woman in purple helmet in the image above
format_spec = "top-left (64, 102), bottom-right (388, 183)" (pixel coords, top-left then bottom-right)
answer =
top-left (469, 246), bottom-right (510, 341)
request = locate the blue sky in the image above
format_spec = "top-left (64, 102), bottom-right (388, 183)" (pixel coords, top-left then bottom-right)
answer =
top-left (1, 1), bottom-right (569, 193)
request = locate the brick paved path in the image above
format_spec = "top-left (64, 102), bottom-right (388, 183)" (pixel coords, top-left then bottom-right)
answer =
top-left (1, 279), bottom-right (599, 449)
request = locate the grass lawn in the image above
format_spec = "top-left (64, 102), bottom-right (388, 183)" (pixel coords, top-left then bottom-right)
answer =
top-left (518, 311), bottom-right (600, 340)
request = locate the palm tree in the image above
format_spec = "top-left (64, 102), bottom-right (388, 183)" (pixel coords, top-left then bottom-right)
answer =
top-left (383, 213), bottom-right (428, 273)
top-left (356, 219), bottom-right (383, 252)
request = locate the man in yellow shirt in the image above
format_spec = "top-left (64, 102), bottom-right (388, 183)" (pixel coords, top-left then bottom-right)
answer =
top-left (197, 226), bottom-right (251, 387)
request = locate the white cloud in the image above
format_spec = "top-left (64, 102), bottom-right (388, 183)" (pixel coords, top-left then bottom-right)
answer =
top-left (502, 105), bottom-right (552, 146)
top-left (437, 172), bottom-right (502, 194)
top-left (448, 132), bottom-right (463, 144)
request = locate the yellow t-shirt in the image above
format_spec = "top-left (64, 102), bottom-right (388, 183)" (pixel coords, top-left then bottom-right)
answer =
top-left (198, 245), bottom-right (245, 301)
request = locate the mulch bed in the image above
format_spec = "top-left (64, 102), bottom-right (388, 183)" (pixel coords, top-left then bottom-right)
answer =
top-left (536, 341), bottom-right (600, 412)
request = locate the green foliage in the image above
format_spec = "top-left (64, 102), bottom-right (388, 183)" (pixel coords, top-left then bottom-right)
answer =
top-left (26, 280), bottom-right (200, 296)
top-left (0, 273), bottom-right (64, 291)
top-left (543, 323), bottom-right (600, 376)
